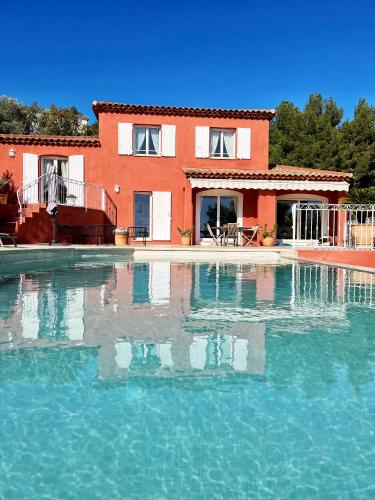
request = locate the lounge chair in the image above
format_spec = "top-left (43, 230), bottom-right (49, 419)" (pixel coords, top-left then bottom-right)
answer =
top-left (0, 233), bottom-right (17, 248)
top-left (206, 224), bottom-right (225, 246)
top-left (225, 223), bottom-right (239, 246)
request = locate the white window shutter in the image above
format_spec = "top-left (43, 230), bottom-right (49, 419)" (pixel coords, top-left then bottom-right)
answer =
top-left (161, 124), bottom-right (176, 157)
top-left (22, 153), bottom-right (39, 203)
top-left (195, 126), bottom-right (210, 158)
top-left (68, 155), bottom-right (84, 206)
top-left (237, 128), bottom-right (251, 159)
top-left (118, 123), bottom-right (133, 155)
top-left (152, 191), bottom-right (171, 240)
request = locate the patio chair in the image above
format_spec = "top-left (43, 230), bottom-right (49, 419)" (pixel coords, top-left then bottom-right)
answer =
top-left (71, 225), bottom-right (85, 245)
top-left (206, 224), bottom-right (225, 246)
top-left (57, 224), bottom-right (72, 244)
top-left (103, 224), bottom-right (116, 244)
top-left (0, 233), bottom-right (17, 248)
top-left (225, 223), bottom-right (239, 246)
top-left (84, 224), bottom-right (104, 245)
top-left (242, 225), bottom-right (259, 246)
top-left (127, 226), bottom-right (148, 245)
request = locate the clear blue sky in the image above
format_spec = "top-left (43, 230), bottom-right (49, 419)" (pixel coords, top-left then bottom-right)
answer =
top-left (1, 0), bottom-right (374, 123)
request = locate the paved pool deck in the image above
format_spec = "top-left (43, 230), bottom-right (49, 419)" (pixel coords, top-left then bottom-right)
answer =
top-left (0, 244), bottom-right (374, 273)
top-left (0, 244), bottom-right (295, 266)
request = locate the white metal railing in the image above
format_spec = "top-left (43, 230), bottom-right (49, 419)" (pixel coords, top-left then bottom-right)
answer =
top-left (292, 203), bottom-right (375, 250)
top-left (17, 174), bottom-right (117, 225)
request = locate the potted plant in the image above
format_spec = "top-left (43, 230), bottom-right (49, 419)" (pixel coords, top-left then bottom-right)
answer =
top-left (114, 227), bottom-right (129, 246)
top-left (0, 178), bottom-right (10, 205)
top-left (177, 227), bottom-right (194, 245)
top-left (261, 224), bottom-right (276, 246)
top-left (66, 194), bottom-right (78, 206)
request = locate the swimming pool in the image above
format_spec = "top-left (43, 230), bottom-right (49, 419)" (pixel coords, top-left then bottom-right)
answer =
top-left (0, 259), bottom-right (374, 499)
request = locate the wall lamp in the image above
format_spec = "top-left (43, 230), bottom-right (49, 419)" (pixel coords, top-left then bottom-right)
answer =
top-left (114, 184), bottom-right (121, 193)
top-left (9, 148), bottom-right (15, 157)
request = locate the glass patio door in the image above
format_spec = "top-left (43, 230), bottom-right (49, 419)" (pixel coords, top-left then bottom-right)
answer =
top-left (42, 158), bottom-right (69, 204)
top-left (277, 199), bottom-right (327, 241)
top-left (199, 195), bottom-right (237, 239)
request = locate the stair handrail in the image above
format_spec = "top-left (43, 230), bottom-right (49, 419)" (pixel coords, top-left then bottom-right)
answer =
top-left (17, 174), bottom-right (117, 225)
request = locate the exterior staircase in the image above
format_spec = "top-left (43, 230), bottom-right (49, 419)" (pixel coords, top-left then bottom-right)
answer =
top-left (0, 174), bottom-right (117, 244)
top-left (0, 203), bottom-right (53, 244)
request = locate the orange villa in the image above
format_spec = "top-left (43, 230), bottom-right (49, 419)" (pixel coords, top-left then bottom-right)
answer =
top-left (0, 100), bottom-right (354, 246)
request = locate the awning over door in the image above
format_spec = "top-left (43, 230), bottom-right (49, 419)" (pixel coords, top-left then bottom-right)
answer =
top-left (184, 165), bottom-right (352, 192)
top-left (188, 177), bottom-right (350, 192)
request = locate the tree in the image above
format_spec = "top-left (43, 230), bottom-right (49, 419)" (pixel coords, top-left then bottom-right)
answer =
top-left (86, 121), bottom-right (98, 136)
top-left (38, 105), bottom-right (86, 135)
top-left (270, 93), bottom-right (343, 171)
top-left (338, 99), bottom-right (375, 186)
top-left (0, 96), bottom-right (30, 134)
top-left (0, 96), bottom-right (92, 136)
top-left (270, 94), bottom-right (375, 187)
top-left (340, 187), bottom-right (375, 204)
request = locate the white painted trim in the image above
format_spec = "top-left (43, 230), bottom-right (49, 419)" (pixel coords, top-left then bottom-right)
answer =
top-left (189, 178), bottom-right (350, 192)
top-left (195, 189), bottom-right (244, 244)
top-left (276, 193), bottom-right (328, 202)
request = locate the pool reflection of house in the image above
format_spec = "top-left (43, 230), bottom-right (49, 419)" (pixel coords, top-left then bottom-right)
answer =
top-left (1, 261), bottom-right (374, 380)
top-left (84, 261), bottom-right (267, 378)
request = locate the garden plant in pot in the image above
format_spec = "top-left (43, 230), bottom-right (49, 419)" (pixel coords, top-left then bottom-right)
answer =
top-left (66, 194), bottom-right (78, 206)
top-left (0, 177), bottom-right (9, 205)
top-left (0, 171), bottom-right (15, 205)
top-left (177, 227), bottom-right (194, 246)
top-left (261, 224), bottom-right (276, 246)
top-left (113, 228), bottom-right (129, 246)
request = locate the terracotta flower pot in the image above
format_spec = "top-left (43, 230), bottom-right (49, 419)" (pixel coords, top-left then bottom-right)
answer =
top-left (262, 236), bottom-right (274, 247)
top-left (115, 233), bottom-right (129, 246)
top-left (181, 236), bottom-right (191, 246)
top-left (0, 193), bottom-right (8, 205)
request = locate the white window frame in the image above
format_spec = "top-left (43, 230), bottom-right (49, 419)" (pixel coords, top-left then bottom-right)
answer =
top-left (134, 191), bottom-right (152, 240)
top-left (209, 128), bottom-right (235, 159)
top-left (133, 126), bottom-right (161, 156)
top-left (195, 189), bottom-right (243, 244)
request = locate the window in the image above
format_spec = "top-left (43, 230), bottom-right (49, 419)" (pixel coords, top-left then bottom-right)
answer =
top-left (210, 129), bottom-right (235, 158)
top-left (134, 126), bottom-right (160, 155)
top-left (134, 192), bottom-right (151, 235)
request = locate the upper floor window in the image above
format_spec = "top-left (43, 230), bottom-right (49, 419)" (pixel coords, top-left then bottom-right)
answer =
top-left (135, 126), bottom-right (160, 155)
top-left (210, 129), bottom-right (235, 158)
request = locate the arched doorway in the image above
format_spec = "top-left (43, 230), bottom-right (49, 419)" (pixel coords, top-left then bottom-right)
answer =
top-left (195, 189), bottom-right (243, 244)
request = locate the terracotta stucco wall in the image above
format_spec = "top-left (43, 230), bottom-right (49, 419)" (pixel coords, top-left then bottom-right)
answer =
top-left (299, 250), bottom-right (375, 269)
top-left (86, 112), bottom-right (270, 243)
top-left (0, 143), bottom-right (100, 190)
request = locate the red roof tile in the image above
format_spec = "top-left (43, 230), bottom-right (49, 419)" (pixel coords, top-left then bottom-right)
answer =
top-left (183, 165), bottom-right (353, 182)
top-left (92, 101), bottom-right (275, 121)
top-left (0, 134), bottom-right (100, 147)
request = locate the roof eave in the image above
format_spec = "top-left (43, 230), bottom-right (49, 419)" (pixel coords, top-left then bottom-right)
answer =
top-left (92, 101), bottom-right (275, 121)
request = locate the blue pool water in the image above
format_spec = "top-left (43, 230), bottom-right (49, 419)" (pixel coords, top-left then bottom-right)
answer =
top-left (0, 259), bottom-right (375, 499)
